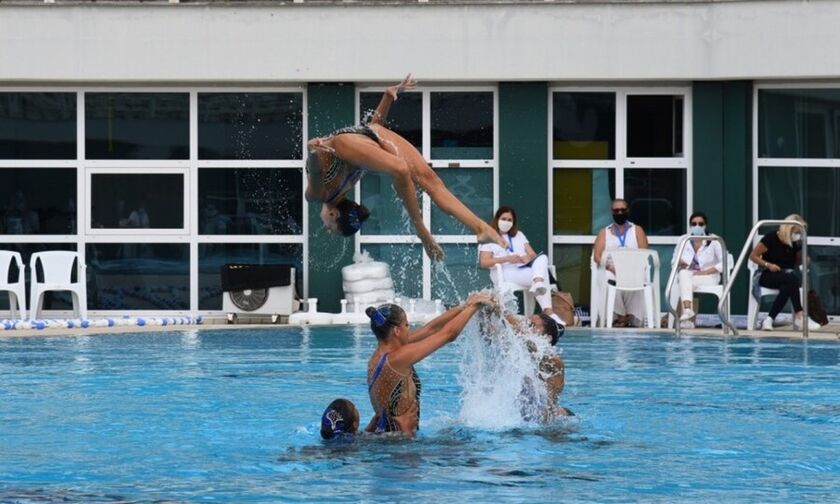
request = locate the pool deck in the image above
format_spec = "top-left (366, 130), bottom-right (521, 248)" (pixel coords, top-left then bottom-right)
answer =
top-left (2, 321), bottom-right (839, 341)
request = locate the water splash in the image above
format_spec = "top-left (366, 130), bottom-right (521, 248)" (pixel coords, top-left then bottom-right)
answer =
top-left (457, 301), bottom-right (558, 430)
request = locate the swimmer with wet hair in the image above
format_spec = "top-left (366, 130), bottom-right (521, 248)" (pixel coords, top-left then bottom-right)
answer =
top-left (364, 292), bottom-right (495, 436)
top-left (320, 398), bottom-right (360, 440)
top-left (305, 74), bottom-right (506, 260)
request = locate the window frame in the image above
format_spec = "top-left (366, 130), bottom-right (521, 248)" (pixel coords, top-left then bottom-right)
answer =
top-left (0, 85), bottom-right (308, 317)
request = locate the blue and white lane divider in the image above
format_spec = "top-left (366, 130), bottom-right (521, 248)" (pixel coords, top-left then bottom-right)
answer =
top-left (1, 316), bottom-right (203, 331)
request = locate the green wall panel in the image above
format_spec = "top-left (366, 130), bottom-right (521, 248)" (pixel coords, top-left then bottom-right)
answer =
top-left (499, 82), bottom-right (549, 254)
top-left (692, 81), bottom-right (753, 315)
top-left (306, 83), bottom-right (355, 312)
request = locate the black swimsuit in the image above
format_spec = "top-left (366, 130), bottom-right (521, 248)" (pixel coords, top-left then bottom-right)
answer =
top-left (307, 125), bottom-right (383, 203)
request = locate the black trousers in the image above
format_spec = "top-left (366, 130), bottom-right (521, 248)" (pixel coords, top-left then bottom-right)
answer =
top-left (759, 270), bottom-right (802, 318)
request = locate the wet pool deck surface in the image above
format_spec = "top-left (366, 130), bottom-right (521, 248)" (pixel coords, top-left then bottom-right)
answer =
top-left (2, 321), bottom-right (839, 341)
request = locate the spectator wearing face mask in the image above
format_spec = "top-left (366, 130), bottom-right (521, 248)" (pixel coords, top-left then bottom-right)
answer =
top-left (749, 214), bottom-right (819, 331)
top-left (593, 198), bottom-right (650, 327)
top-left (669, 212), bottom-right (724, 329)
top-left (479, 206), bottom-right (564, 325)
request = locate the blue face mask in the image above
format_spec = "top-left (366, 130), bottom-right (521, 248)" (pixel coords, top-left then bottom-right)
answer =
top-left (690, 225), bottom-right (706, 236)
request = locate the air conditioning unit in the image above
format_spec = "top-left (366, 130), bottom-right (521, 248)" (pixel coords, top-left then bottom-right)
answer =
top-left (221, 264), bottom-right (296, 324)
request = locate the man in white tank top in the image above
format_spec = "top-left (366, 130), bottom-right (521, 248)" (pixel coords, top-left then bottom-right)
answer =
top-left (593, 198), bottom-right (650, 327)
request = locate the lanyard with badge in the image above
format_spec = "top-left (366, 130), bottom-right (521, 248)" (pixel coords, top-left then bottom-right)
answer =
top-left (611, 223), bottom-right (631, 248)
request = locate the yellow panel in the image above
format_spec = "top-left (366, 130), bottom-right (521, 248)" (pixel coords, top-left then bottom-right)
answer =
top-left (553, 141), bottom-right (609, 160)
top-left (553, 169), bottom-right (593, 235)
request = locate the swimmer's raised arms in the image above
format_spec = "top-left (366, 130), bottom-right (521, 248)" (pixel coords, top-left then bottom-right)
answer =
top-left (304, 74), bottom-right (506, 260)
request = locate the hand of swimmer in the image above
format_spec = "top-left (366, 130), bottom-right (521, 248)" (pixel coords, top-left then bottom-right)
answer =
top-left (466, 291), bottom-right (496, 308)
top-left (387, 73), bottom-right (417, 100)
top-left (308, 137), bottom-right (335, 154)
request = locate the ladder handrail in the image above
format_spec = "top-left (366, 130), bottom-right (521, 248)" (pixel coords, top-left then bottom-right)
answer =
top-left (664, 234), bottom-right (733, 337)
top-left (718, 220), bottom-right (809, 338)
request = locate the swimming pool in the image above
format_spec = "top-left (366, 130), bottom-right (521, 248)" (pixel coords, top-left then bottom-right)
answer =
top-left (1, 327), bottom-right (838, 502)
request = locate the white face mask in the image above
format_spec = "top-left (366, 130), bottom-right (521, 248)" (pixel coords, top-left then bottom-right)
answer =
top-left (498, 220), bottom-right (514, 233)
top-left (690, 225), bottom-right (706, 236)
top-left (791, 233), bottom-right (801, 242)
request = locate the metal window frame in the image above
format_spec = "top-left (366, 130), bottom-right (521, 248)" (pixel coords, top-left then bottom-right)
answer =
top-left (0, 85), bottom-right (308, 317)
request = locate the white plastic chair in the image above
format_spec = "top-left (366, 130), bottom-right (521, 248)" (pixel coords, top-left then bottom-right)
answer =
top-left (668, 253), bottom-right (734, 328)
top-left (601, 249), bottom-right (661, 329)
top-left (490, 263), bottom-right (557, 315)
top-left (29, 251), bottom-right (87, 320)
top-left (0, 251), bottom-right (27, 320)
top-left (746, 260), bottom-right (800, 330)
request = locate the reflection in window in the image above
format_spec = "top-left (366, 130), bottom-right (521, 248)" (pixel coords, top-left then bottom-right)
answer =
top-left (431, 92), bottom-right (493, 159)
top-left (360, 172), bottom-right (413, 235)
top-left (85, 93), bottom-right (189, 160)
top-left (0, 243), bottom-right (76, 311)
top-left (86, 243), bottom-right (189, 310)
top-left (0, 168), bottom-right (76, 235)
top-left (0, 93), bottom-right (76, 159)
top-left (624, 169), bottom-right (686, 236)
top-left (432, 244), bottom-right (483, 304)
top-left (198, 93), bottom-right (303, 160)
top-left (91, 174), bottom-right (183, 230)
top-left (809, 246), bottom-right (840, 315)
top-left (759, 88), bottom-right (840, 159)
top-left (552, 92), bottom-right (615, 160)
top-left (362, 244), bottom-right (423, 299)
top-left (198, 243), bottom-right (302, 310)
top-left (431, 168), bottom-right (493, 235)
top-left (360, 92), bottom-right (422, 149)
top-left (552, 244), bottom-right (594, 312)
top-left (553, 168), bottom-right (615, 235)
top-left (759, 166), bottom-right (840, 237)
top-left (198, 168), bottom-right (302, 235)
top-left (627, 95), bottom-right (683, 157)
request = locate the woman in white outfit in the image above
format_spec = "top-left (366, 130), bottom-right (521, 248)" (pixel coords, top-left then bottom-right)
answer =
top-left (593, 198), bottom-right (650, 327)
top-left (479, 206), bottom-right (564, 325)
top-left (669, 212), bottom-right (723, 328)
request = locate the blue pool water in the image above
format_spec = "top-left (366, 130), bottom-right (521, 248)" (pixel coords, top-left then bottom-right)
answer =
top-left (1, 327), bottom-right (839, 502)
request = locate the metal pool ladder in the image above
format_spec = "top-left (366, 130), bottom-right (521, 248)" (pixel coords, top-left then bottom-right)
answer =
top-left (717, 219), bottom-right (809, 338)
top-left (665, 234), bottom-right (732, 337)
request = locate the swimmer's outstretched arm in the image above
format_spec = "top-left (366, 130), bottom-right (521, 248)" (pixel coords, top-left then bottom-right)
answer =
top-left (408, 297), bottom-right (480, 343)
top-left (366, 74), bottom-right (416, 126)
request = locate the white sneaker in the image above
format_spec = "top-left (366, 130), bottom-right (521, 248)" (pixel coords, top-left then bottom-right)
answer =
top-left (793, 316), bottom-right (820, 331)
top-left (680, 308), bottom-right (695, 322)
top-left (530, 281), bottom-right (547, 297)
top-left (549, 313), bottom-right (566, 326)
top-left (761, 316), bottom-right (774, 331)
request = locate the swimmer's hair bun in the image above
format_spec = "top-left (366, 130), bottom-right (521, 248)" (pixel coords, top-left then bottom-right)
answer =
top-left (365, 306), bottom-right (377, 318)
top-left (366, 306), bottom-right (387, 327)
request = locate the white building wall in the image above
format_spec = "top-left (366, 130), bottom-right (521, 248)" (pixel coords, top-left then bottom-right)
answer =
top-left (0, 0), bottom-right (838, 84)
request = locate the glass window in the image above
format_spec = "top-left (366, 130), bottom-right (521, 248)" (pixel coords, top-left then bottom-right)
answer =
top-left (624, 168), bottom-right (686, 236)
top-left (361, 244), bottom-right (423, 299)
top-left (198, 243), bottom-right (302, 310)
top-left (0, 243), bottom-right (76, 311)
top-left (360, 172), bottom-right (415, 235)
top-left (85, 93), bottom-right (189, 160)
top-left (810, 246), bottom-right (840, 315)
top-left (198, 93), bottom-right (303, 160)
top-left (91, 173), bottom-right (183, 230)
top-left (758, 88), bottom-right (840, 159)
top-left (431, 168), bottom-right (493, 235)
top-left (431, 92), bottom-right (493, 159)
top-left (552, 92), bottom-right (615, 160)
top-left (0, 168), bottom-right (76, 235)
top-left (627, 95), bottom-right (684, 157)
top-left (86, 243), bottom-right (189, 310)
top-left (432, 244), bottom-right (485, 304)
top-left (552, 244), bottom-right (593, 312)
top-left (759, 166), bottom-right (840, 237)
top-left (198, 168), bottom-right (302, 235)
top-left (360, 92), bottom-right (422, 150)
top-left (0, 93), bottom-right (76, 159)
top-left (553, 168), bottom-right (615, 235)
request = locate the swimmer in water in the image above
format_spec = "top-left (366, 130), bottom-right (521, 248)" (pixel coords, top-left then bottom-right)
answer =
top-left (305, 74), bottom-right (507, 261)
top-left (320, 398), bottom-right (360, 440)
top-left (364, 292), bottom-right (495, 436)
